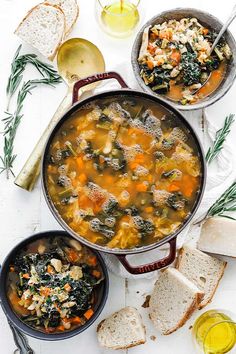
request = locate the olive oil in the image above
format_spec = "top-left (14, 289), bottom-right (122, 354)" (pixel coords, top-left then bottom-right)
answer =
top-left (193, 310), bottom-right (236, 353)
top-left (101, 0), bottom-right (139, 37)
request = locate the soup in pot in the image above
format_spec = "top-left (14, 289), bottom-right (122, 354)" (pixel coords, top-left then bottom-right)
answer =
top-left (45, 95), bottom-right (202, 249)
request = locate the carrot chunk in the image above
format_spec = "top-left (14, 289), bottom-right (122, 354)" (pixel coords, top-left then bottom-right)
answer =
top-left (71, 316), bottom-right (81, 324)
top-left (64, 283), bottom-right (72, 292)
top-left (22, 273), bottom-right (30, 279)
top-left (84, 309), bottom-right (94, 320)
top-left (67, 248), bottom-right (79, 263)
top-left (144, 206), bottom-right (154, 213)
top-left (168, 184), bottom-right (180, 192)
top-left (92, 270), bottom-right (101, 279)
top-left (88, 255), bottom-right (97, 266)
top-left (78, 173), bottom-right (87, 184)
top-left (147, 60), bottom-right (154, 70)
top-left (136, 183), bottom-right (148, 192)
top-left (77, 156), bottom-right (84, 169)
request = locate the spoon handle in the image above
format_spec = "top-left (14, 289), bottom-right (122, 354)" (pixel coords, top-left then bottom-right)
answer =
top-left (211, 4), bottom-right (236, 53)
top-left (8, 320), bottom-right (34, 354)
top-left (14, 90), bottom-right (72, 191)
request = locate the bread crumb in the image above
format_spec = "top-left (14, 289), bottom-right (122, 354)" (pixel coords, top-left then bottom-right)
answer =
top-left (150, 335), bottom-right (156, 341)
top-left (142, 295), bottom-right (150, 308)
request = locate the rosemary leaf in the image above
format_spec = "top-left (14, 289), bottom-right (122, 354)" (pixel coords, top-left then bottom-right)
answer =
top-left (205, 114), bottom-right (235, 164)
top-left (1, 45), bottom-right (62, 179)
top-left (6, 45), bottom-right (62, 107)
top-left (195, 181), bottom-right (236, 224)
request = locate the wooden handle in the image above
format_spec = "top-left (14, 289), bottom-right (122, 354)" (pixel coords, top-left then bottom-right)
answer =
top-left (14, 91), bottom-right (72, 191)
top-left (117, 238), bottom-right (177, 274)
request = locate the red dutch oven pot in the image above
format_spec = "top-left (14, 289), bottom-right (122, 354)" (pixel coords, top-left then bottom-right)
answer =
top-left (42, 71), bottom-right (206, 275)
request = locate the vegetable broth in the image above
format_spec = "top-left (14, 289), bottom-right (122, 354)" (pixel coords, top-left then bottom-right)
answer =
top-left (46, 95), bottom-right (202, 249)
top-left (7, 236), bottom-right (103, 333)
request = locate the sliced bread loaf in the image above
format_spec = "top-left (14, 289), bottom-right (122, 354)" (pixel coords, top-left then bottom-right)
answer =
top-left (149, 268), bottom-right (204, 335)
top-left (176, 245), bottom-right (227, 309)
top-left (45, 0), bottom-right (79, 35)
top-left (97, 307), bottom-right (146, 349)
top-left (15, 3), bottom-right (65, 60)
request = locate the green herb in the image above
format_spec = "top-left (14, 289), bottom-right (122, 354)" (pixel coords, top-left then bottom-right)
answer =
top-left (181, 51), bottom-right (201, 86)
top-left (205, 114), bottom-right (235, 164)
top-left (195, 181), bottom-right (236, 224)
top-left (1, 46), bottom-right (62, 178)
top-left (6, 45), bottom-right (61, 109)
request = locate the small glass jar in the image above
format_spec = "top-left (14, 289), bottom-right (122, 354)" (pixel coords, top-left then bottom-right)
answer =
top-left (96, 0), bottom-right (141, 38)
top-left (192, 310), bottom-right (236, 353)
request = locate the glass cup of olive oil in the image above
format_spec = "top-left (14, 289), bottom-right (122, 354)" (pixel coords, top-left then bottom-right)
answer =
top-left (193, 310), bottom-right (236, 353)
top-left (96, 0), bottom-right (140, 38)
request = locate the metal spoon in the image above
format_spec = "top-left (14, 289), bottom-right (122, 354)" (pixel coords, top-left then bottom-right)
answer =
top-left (192, 4), bottom-right (236, 95)
top-left (14, 38), bottom-right (105, 191)
top-left (0, 265), bottom-right (34, 354)
top-left (8, 320), bottom-right (34, 354)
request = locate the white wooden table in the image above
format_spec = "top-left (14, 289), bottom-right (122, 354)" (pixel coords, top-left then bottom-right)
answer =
top-left (1, 0), bottom-right (236, 353)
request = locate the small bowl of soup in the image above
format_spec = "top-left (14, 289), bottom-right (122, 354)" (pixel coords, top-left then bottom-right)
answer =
top-left (131, 8), bottom-right (236, 110)
top-left (0, 231), bottom-right (109, 340)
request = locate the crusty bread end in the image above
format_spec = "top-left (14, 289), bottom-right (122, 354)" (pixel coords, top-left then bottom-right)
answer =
top-left (15, 3), bottom-right (66, 60)
top-left (97, 307), bottom-right (146, 350)
top-left (176, 245), bottom-right (227, 309)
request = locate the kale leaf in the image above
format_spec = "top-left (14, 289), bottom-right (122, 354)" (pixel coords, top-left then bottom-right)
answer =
top-left (181, 52), bottom-right (201, 86)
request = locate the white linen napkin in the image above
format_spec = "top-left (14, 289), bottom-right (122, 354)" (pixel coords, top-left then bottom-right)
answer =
top-left (87, 63), bottom-right (236, 279)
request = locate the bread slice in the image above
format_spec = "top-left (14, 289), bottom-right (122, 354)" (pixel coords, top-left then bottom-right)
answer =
top-left (176, 245), bottom-right (227, 309)
top-left (198, 217), bottom-right (236, 257)
top-left (45, 0), bottom-right (79, 35)
top-left (149, 268), bottom-right (204, 335)
top-left (15, 3), bottom-right (65, 60)
top-left (97, 307), bottom-right (146, 350)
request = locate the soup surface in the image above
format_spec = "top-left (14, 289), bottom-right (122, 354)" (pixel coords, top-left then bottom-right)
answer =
top-left (7, 236), bottom-right (103, 333)
top-left (46, 95), bottom-right (202, 249)
top-left (138, 17), bottom-right (231, 105)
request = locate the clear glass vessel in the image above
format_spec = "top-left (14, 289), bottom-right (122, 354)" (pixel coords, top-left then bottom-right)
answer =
top-left (96, 0), bottom-right (141, 38)
top-left (192, 310), bottom-right (236, 353)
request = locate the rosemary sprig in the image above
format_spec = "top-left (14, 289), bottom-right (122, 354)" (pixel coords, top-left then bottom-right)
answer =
top-left (1, 80), bottom-right (46, 177)
top-left (1, 45), bottom-right (62, 178)
top-left (195, 181), bottom-right (236, 224)
top-left (205, 114), bottom-right (235, 164)
top-left (6, 45), bottom-right (61, 109)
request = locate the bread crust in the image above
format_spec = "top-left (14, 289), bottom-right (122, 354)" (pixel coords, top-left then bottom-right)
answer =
top-left (176, 246), bottom-right (227, 309)
top-left (65, 0), bottom-right (79, 36)
top-left (198, 261), bottom-right (227, 309)
top-left (97, 307), bottom-right (146, 350)
top-left (161, 291), bottom-right (204, 335)
top-left (44, 0), bottom-right (79, 36)
top-left (15, 2), bottom-right (66, 61)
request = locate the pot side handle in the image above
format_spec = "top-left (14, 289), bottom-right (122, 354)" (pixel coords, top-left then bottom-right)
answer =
top-left (116, 238), bottom-right (177, 275)
top-left (72, 71), bottom-right (128, 104)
